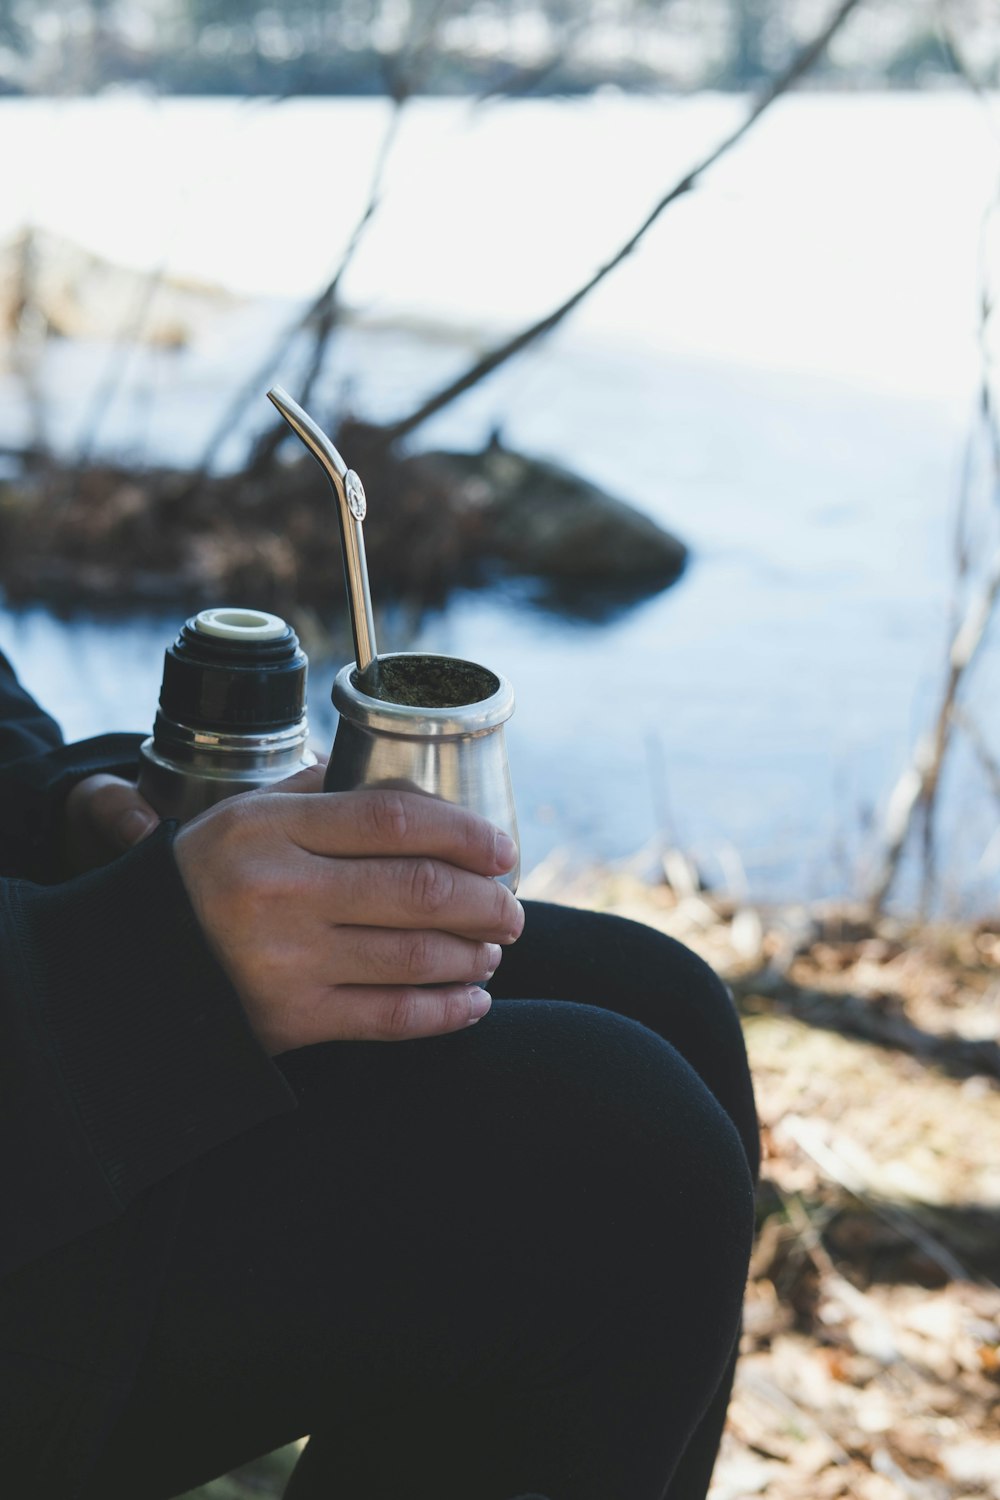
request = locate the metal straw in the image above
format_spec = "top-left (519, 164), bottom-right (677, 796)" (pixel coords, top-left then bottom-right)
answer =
top-left (267, 386), bottom-right (379, 683)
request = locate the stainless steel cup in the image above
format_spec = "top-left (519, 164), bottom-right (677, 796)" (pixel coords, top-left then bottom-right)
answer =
top-left (324, 652), bottom-right (519, 891)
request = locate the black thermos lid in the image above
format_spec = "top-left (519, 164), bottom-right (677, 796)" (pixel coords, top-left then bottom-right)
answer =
top-left (158, 608), bottom-right (307, 732)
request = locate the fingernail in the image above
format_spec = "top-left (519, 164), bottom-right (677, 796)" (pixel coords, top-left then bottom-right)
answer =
top-left (494, 831), bottom-right (517, 869)
top-left (466, 987), bottom-right (492, 1024)
top-left (486, 943), bottom-right (502, 973)
top-left (117, 810), bottom-right (158, 846)
top-left (117, 809), bottom-right (157, 847)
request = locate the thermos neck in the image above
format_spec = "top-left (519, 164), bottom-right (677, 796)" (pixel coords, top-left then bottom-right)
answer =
top-left (150, 713), bottom-right (311, 769)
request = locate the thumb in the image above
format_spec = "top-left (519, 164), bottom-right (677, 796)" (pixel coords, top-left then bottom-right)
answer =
top-left (113, 798), bottom-right (160, 849)
top-left (84, 775), bottom-right (161, 851)
top-left (266, 759), bottom-right (328, 795)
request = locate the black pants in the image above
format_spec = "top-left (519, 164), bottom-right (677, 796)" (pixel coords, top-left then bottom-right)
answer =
top-left (82, 902), bottom-right (758, 1500)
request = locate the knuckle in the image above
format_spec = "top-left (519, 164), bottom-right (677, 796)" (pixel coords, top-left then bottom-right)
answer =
top-left (363, 933), bottom-right (399, 985)
top-left (477, 817), bottom-right (500, 866)
top-left (383, 987), bottom-right (422, 1038)
top-left (214, 791), bottom-right (269, 853)
top-left (212, 822), bottom-right (255, 897)
top-left (89, 782), bottom-right (120, 815)
top-left (408, 857), bottom-right (453, 916)
top-left (404, 929), bottom-right (437, 981)
top-left (454, 808), bottom-right (495, 870)
top-left (241, 856), bottom-right (288, 905)
top-left (233, 877), bottom-right (276, 932)
top-left (230, 859), bottom-right (300, 929)
top-left (364, 789), bottom-right (410, 845)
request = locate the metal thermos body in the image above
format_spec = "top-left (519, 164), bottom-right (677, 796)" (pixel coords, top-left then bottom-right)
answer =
top-left (138, 607), bottom-right (316, 824)
top-left (325, 652), bottom-right (520, 892)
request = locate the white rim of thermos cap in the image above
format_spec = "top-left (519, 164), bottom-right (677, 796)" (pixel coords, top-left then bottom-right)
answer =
top-left (193, 607), bottom-right (288, 641)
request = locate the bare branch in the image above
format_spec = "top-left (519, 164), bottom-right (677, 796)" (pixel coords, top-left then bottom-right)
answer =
top-left (191, 101), bottom-right (406, 486)
top-left (867, 9), bottom-right (1000, 916)
top-left (866, 544), bottom-right (1000, 916)
top-left (782, 1115), bottom-right (983, 1285)
top-left (473, 8), bottom-right (597, 104)
top-left (955, 709), bottom-right (1000, 822)
top-left (74, 260), bottom-right (169, 468)
top-left (74, 95), bottom-right (296, 470)
top-left (241, 104), bottom-right (407, 477)
top-left (9, 231), bottom-right (50, 461)
top-left (381, 0), bottom-right (867, 447)
top-left (196, 0), bottom-right (464, 484)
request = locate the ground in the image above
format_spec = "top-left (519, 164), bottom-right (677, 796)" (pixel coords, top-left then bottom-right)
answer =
top-left (173, 858), bottom-right (1000, 1500)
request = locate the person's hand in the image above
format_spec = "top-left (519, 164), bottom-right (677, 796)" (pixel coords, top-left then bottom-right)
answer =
top-left (64, 774), bottom-right (160, 874)
top-left (173, 766), bottom-right (523, 1055)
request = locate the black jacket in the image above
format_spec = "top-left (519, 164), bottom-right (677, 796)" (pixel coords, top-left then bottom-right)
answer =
top-left (0, 652), bottom-right (296, 1495)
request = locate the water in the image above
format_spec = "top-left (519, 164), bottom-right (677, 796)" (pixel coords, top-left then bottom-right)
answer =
top-left (2, 91), bottom-right (999, 906)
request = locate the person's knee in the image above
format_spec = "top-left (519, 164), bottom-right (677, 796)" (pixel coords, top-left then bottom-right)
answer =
top-left (516, 901), bottom-right (740, 1049)
top-left (487, 1000), bottom-right (754, 1273)
top-left (513, 904), bottom-right (760, 1178)
top-left (620, 918), bottom-right (760, 1171)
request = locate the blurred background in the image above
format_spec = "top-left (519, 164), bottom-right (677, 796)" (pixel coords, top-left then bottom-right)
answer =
top-left (3, 0), bottom-right (1000, 915)
top-left (4, 8), bottom-right (1000, 1500)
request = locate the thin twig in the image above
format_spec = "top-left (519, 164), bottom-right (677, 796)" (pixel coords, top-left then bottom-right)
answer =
top-left (914, 11), bottom-right (1000, 911)
top-left (954, 706), bottom-right (1000, 805)
top-left (212, 0), bottom-right (464, 483)
top-left (473, 7), bottom-right (597, 104)
top-left (866, 542), bottom-right (1000, 918)
top-left (782, 1191), bottom-right (909, 1370)
top-left (190, 101), bottom-right (406, 487)
top-left (72, 93), bottom-right (285, 470)
top-left (241, 102), bottom-right (407, 477)
top-left (867, 19), bottom-right (1000, 916)
top-left (781, 1115), bottom-right (983, 1286)
top-left (380, 0), bottom-right (867, 447)
top-left (9, 231), bottom-right (50, 461)
top-left (73, 261), bottom-right (169, 468)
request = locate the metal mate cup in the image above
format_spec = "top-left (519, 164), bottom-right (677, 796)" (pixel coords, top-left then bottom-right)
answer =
top-left (138, 607), bottom-right (316, 824)
top-left (324, 651), bottom-right (520, 892)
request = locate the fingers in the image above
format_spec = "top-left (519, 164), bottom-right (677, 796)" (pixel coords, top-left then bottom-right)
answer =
top-left (66, 774), bottom-right (160, 856)
top-left (288, 982), bottom-right (494, 1049)
top-left (266, 785), bottom-right (518, 878)
top-left (315, 854), bottom-right (524, 943)
top-left (172, 777), bottom-right (522, 1055)
top-left (325, 926), bottom-right (502, 987)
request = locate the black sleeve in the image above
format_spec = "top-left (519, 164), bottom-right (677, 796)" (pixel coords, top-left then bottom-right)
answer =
top-left (0, 650), bottom-right (64, 764)
top-left (0, 650), bottom-right (145, 881)
top-left (0, 823), bottom-right (296, 1280)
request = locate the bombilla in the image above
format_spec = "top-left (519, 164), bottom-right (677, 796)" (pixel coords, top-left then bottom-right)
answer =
top-left (267, 385), bottom-right (379, 680)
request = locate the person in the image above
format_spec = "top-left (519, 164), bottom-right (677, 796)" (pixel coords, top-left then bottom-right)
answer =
top-left (0, 646), bottom-right (758, 1500)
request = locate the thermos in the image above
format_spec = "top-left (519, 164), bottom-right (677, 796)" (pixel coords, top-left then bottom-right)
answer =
top-left (137, 606), bottom-right (315, 823)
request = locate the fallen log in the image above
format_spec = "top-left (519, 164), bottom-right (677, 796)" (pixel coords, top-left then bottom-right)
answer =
top-left (0, 420), bottom-right (687, 618)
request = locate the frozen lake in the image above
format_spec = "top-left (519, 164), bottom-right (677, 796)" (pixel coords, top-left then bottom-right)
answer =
top-left (2, 90), bottom-right (999, 907)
